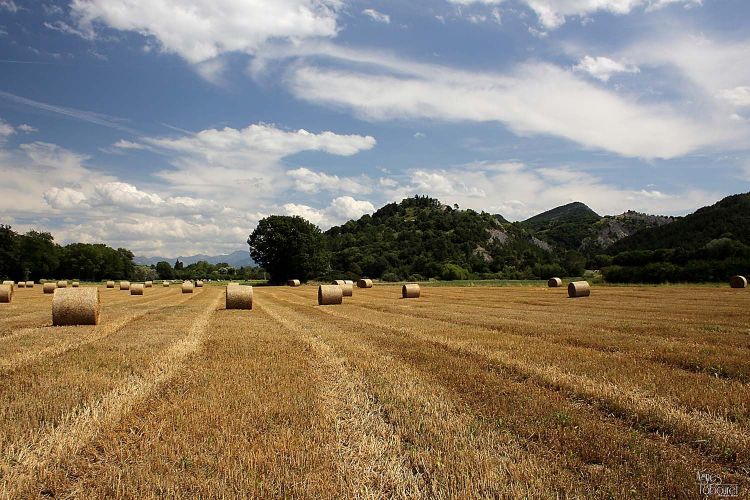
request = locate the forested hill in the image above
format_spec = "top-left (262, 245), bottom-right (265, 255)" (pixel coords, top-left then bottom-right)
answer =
top-left (519, 202), bottom-right (602, 251)
top-left (325, 195), bottom-right (585, 281)
top-left (609, 192), bottom-right (750, 253)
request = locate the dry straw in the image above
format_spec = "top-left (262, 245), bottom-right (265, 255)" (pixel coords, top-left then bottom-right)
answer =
top-left (226, 284), bottom-right (253, 310)
top-left (17, 281), bottom-right (25, 289)
top-left (163, 280), bottom-right (170, 287)
top-left (145, 281), bottom-right (153, 288)
top-left (43, 283), bottom-right (56, 294)
top-left (72, 281), bottom-right (80, 288)
top-left (332, 280), bottom-right (353, 297)
top-left (2, 280), bottom-right (12, 285)
top-left (548, 277), bottom-right (563, 288)
top-left (196, 280), bottom-right (204, 288)
top-left (182, 281), bottom-right (194, 293)
top-left (333, 279), bottom-right (346, 286)
top-left (402, 283), bottom-right (420, 299)
top-left (568, 281), bottom-right (591, 298)
top-left (119, 281), bottom-right (130, 291)
top-left (357, 278), bottom-right (373, 288)
top-left (0, 284), bottom-right (12, 303)
top-left (730, 275), bottom-right (747, 289)
top-left (318, 285), bottom-right (343, 305)
top-left (57, 281), bottom-right (67, 288)
top-left (25, 281), bottom-right (34, 288)
top-left (52, 287), bottom-right (100, 326)
top-left (106, 281), bottom-right (115, 288)
top-left (130, 284), bottom-right (145, 296)
top-left (288, 279), bottom-right (301, 287)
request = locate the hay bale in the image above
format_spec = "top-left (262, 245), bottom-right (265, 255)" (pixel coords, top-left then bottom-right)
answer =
top-left (318, 285), bottom-right (343, 305)
top-left (43, 282), bottom-right (56, 294)
top-left (344, 279), bottom-right (354, 286)
top-left (568, 281), bottom-right (591, 298)
top-left (730, 275), bottom-right (747, 288)
top-left (226, 284), bottom-right (253, 310)
top-left (0, 284), bottom-right (12, 303)
top-left (119, 281), bottom-right (130, 291)
top-left (333, 279), bottom-right (346, 286)
top-left (57, 281), bottom-right (67, 288)
top-left (52, 287), bottom-right (100, 326)
top-left (25, 281), bottom-right (34, 288)
top-left (288, 279), bottom-right (301, 287)
top-left (548, 277), bottom-right (562, 288)
top-left (182, 281), bottom-right (194, 293)
top-left (357, 278), bottom-right (373, 288)
top-left (163, 280), bottom-right (170, 287)
top-left (130, 284), bottom-right (144, 295)
top-left (106, 281), bottom-right (115, 288)
top-left (402, 283), bottom-right (420, 299)
top-left (340, 282), bottom-right (353, 297)
top-left (195, 280), bottom-right (204, 288)
top-left (2, 280), bottom-right (13, 285)
top-left (72, 281), bottom-right (80, 288)
top-left (17, 281), bottom-right (26, 289)
top-left (144, 281), bottom-right (153, 288)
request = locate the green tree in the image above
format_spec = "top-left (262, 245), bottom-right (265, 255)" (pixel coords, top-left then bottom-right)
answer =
top-left (155, 261), bottom-right (174, 279)
top-left (248, 215), bottom-right (330, 283)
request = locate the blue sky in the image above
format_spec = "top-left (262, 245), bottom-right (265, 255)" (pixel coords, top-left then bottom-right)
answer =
top-left (0, 0), bottom-right (749, 256)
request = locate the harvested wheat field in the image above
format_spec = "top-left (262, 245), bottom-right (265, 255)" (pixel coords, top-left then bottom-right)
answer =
top-left (0, 283), bottom-right (748, 497)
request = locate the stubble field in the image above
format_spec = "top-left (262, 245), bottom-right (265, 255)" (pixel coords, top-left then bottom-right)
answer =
top-left (0, 283), bottom-right (748, 498)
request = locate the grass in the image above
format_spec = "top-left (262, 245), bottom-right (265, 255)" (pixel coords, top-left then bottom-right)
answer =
top-left (0, 283), bottom-right (747, 497)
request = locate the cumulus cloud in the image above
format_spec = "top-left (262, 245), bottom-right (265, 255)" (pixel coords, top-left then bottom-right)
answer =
top-left (281, 45), bottom-right (739, 159)
top-left (43, 187), bottom-right (89, 209)
top-left (70, 0), bottom-right (342, 64)
top-left (287, 167), bottom-right (373, 194)
top-left (716, 87), bottom-right (750, 108)
top-left (362, 8), bottom-right (390, 24)
top-left (17, 124), bottom-right (37, 133)
top-left (283, 196), bottom-right (375, 227)
top-left (0, 119), bottom-right (14, 142)
top-left (574, 56), bottom-right (639, 82)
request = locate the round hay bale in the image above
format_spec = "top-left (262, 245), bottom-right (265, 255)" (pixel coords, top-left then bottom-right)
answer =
top-left (195, 280), bottom-right (204, 288)
top-left (182, 281), bottom-right (194, 294)
top-left (17, 281), bottom-right (26, 289)
top-left (163, 280), bottom-right (170, 287)
top-left (52, 287), bottom-right (100, 326)
top-left (548, 277), bottom-right (562, 288)
top-left (144, 281), bottom-right (153, 288)
top-left (318, 285), bottom-right (343, 305)
top-left (226, 284), bottom-right (253, 310)
top-left (730, 275), bottom-right (747, 289)
top-left (119, 281), bottom-right (130, 291)
top-left (0, 284), bottom-right (13, 303)
top-left (357, 278), bottom-right (373, 288)
top-left (71, 281), bottom-right (80, 288)
top-left (288, 279), bottom-right (301, 287)
top-left (402, 283), bottom-right (420, 299)
top-left (2, 280), bottom-right (13, 285)
top-left (25, 281), bottom-right (34, 288)
top-left (57, 281), bottom-right (67, 289)
top-left (106, 281), bottom-right (115, 288)
top-left (340, 282), bottom-right (353, 297)
top-left (568, 281), bottom-right (591, 298)
top-left (130, 284), bottom-right (144, 296)
top-left (43, 282), bottom-right (56, 294)
top-left (332, 279), bottom-right (346, 286)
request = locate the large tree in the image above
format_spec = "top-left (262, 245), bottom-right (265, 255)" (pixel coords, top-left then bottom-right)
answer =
top-left (248, 215), bottom-right (330, 283)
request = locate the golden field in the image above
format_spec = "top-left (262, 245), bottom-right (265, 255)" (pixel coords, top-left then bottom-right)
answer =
top-left (0, 283), bottom-right (748, 498)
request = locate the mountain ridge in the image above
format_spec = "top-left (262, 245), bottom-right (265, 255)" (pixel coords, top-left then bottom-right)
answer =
top-left (135, 250), bottom-right (254, 267)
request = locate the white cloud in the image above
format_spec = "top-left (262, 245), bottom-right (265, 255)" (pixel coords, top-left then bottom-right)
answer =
top-left (70, 0), bottom-right (342, 64)
top-left (574, 55), bottom-right (639, 82)
top-left (287, 167), bottom-right (372, 195)
top-left (717, 86), bottom-right (750, 108)
top-left (112, 139), bottom-right (148, 150)
top-left (0, 1), bottom-right (19, 13)
top-left (281, 46), bottom-right (740, 159)
top-left (283, 196), bottom-right (375, 227)
top-left (0, 119), bottom-right (14, 142)
top-left (17, 124), bottom-right (37, 133)
top-left (449, 0), bottom-right (702, 29)
top-left (362, 8), bottom-right (390, 24)
top-left (43, 187), bottom-right (89, 209)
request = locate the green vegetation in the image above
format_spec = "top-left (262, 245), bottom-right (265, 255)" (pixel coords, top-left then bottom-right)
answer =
top-left (248, 215), bottom-right (330, 283)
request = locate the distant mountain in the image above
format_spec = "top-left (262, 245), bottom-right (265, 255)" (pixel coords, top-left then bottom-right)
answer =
top-left (609, 192), bottom-right (750, 253)
top-left (520, 202), bottom-right (603, 251)
top-left (136, 250), bottom-right (254, 268)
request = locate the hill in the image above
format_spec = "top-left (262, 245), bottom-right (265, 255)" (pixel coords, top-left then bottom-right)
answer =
top-left (136, 250), bottom-right (254, 268)
top-left (325, 195), bottom-right (583, 281)
top-left (602, 192), bottom-right (750, 283)
top-left (609, 193), bottom-right (750, 253)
